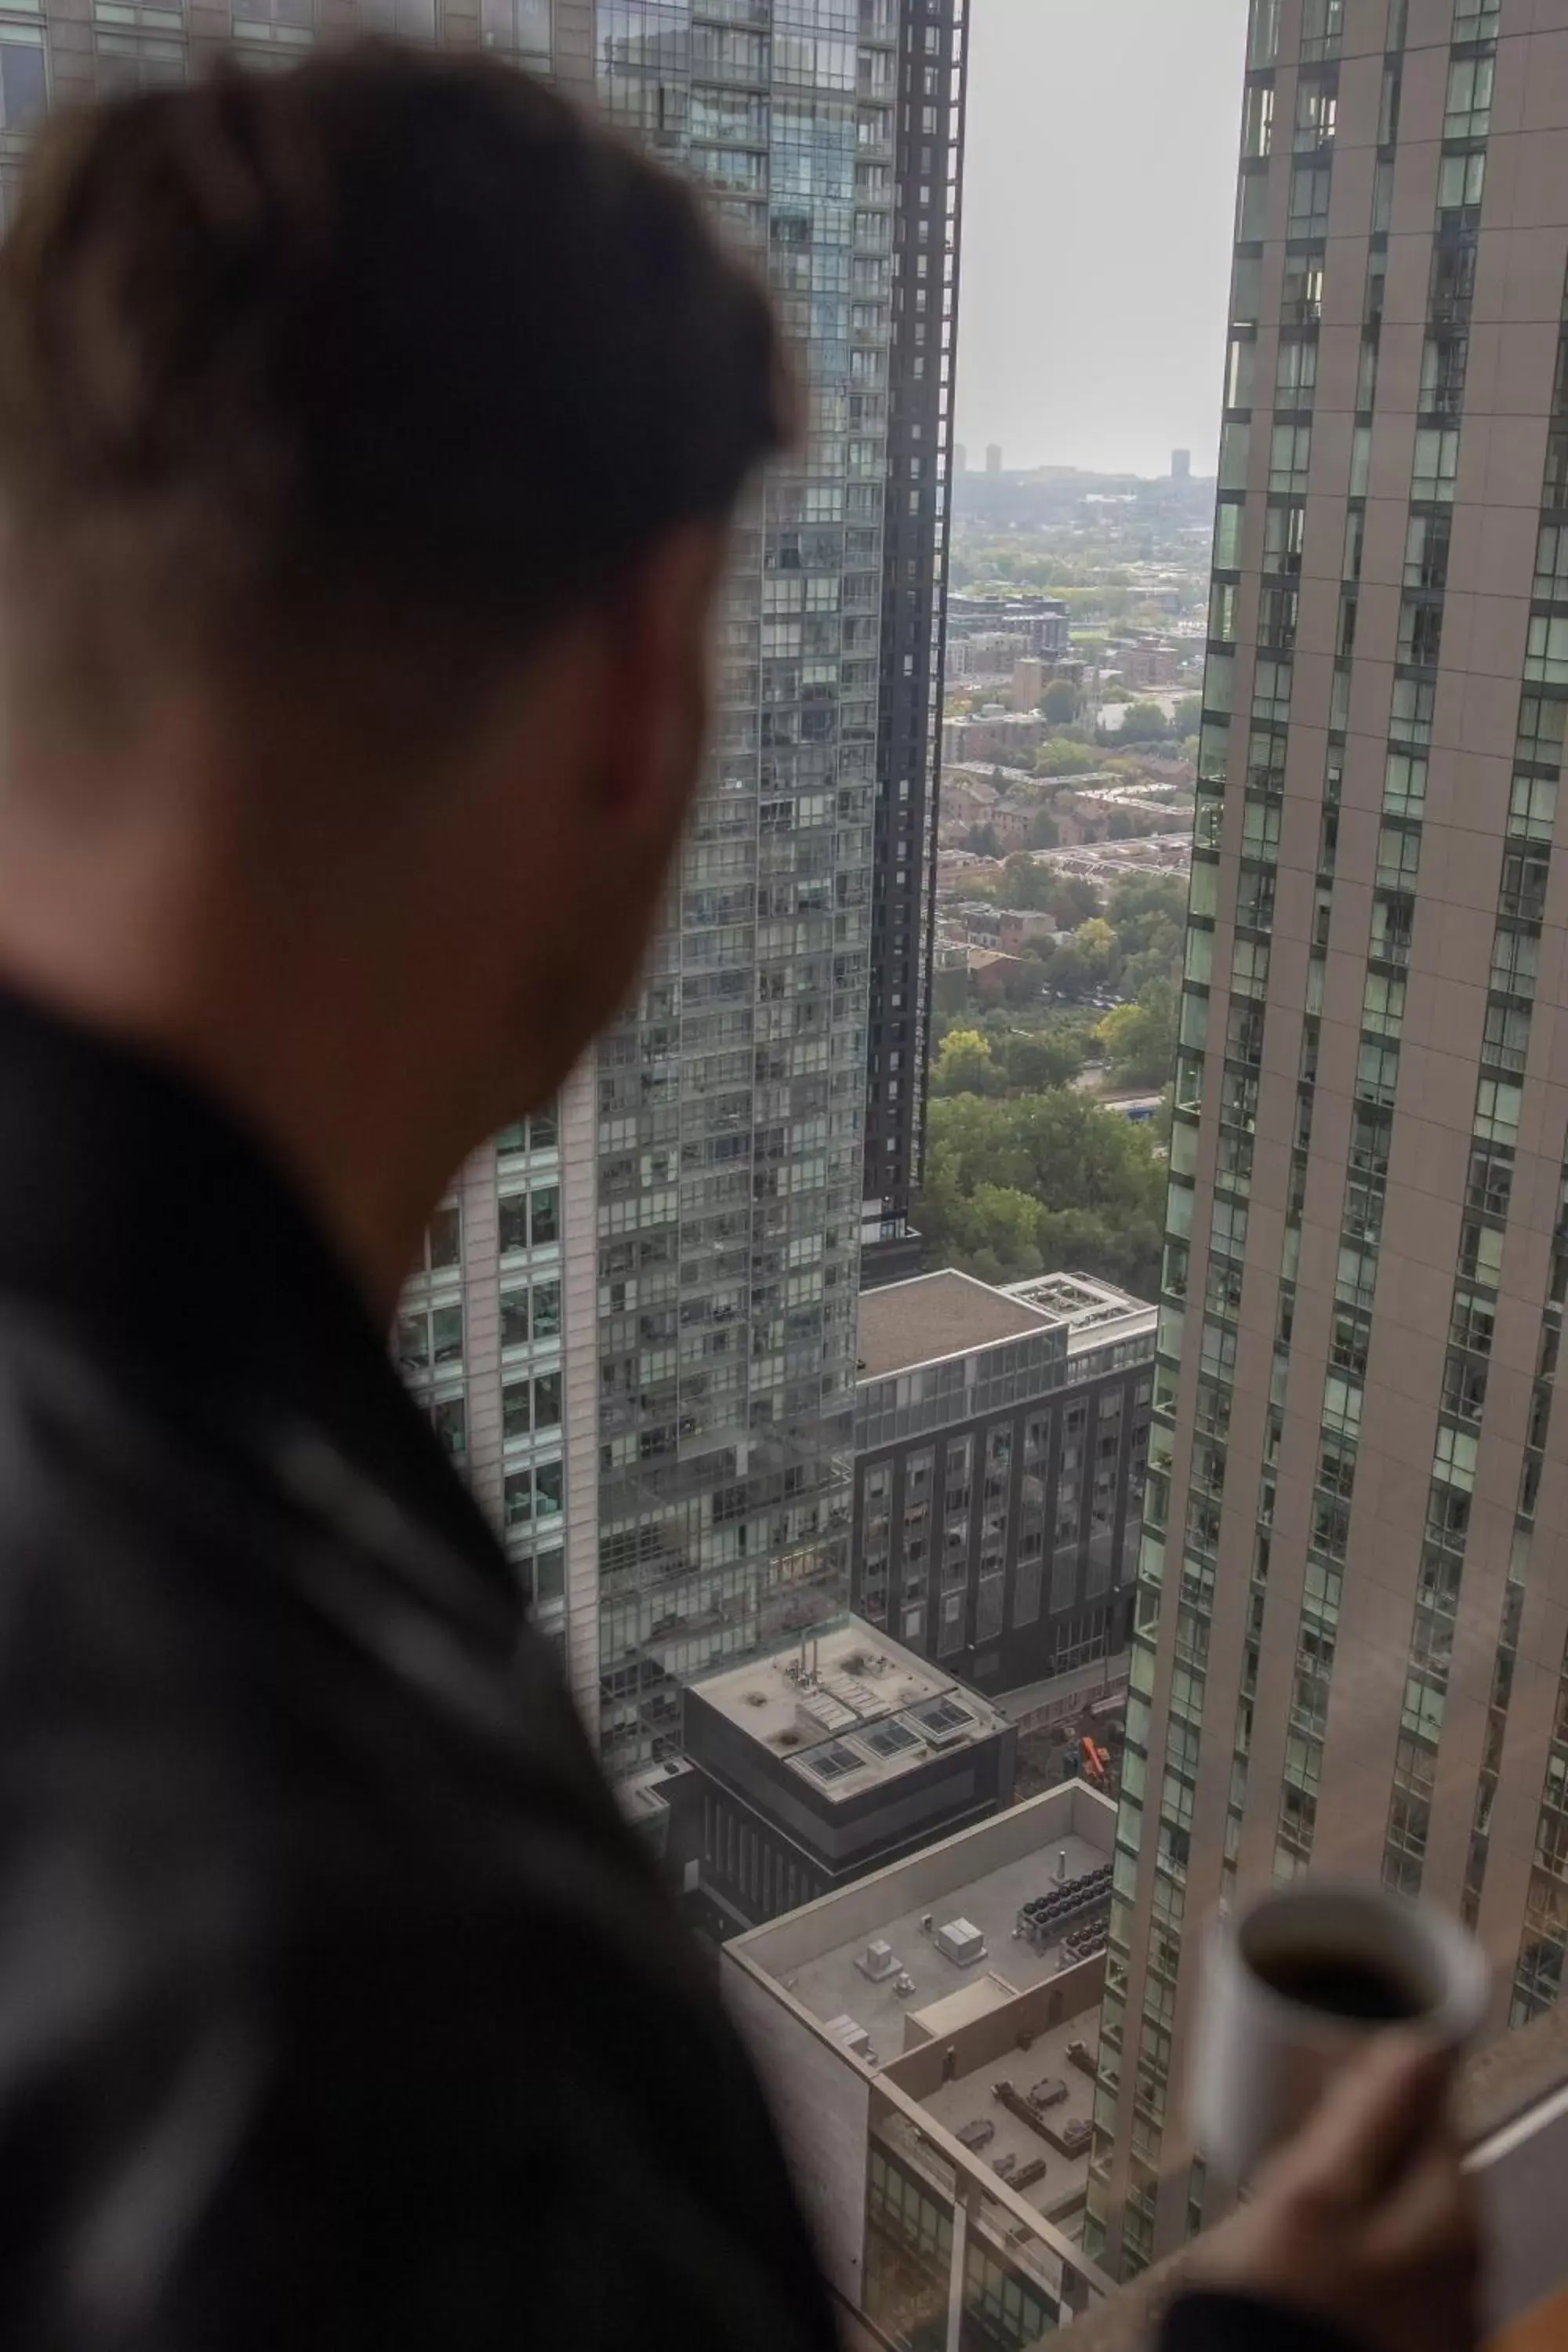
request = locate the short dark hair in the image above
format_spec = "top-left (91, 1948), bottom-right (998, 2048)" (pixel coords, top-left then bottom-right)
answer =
top-left (0, 45), bottom-right (788, 738)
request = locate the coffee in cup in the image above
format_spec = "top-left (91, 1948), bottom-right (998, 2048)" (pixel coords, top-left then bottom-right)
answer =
top-left (1186, 1878), bottom-right (1489, 2183)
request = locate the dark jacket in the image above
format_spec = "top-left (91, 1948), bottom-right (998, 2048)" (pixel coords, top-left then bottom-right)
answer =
top-left (1162, 2294), bottom-right (1366, 2352)
top-left (0, 989), bottom-right (838, 2350)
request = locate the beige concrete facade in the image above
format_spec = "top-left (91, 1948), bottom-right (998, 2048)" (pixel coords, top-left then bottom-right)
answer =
top-left (1094, 0), bottom-right (1568, 2278)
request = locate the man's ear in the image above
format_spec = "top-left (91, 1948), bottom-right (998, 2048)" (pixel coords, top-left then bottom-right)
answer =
top-left (595, 519), bottom-right (729, 835)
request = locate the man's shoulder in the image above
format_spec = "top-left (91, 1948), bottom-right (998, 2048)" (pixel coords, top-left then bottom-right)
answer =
top-left (0, 1319), bottom-right (841, 2351)
top-left (0, 1308), bottom-right (608, 1877)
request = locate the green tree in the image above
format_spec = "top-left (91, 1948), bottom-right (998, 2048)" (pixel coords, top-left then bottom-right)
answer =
top-left (1053, 876), bottom-right (1102, 928)
top-left (968, 822), bottom-right (1001, 858)
top-left (1034, 739), bottom-right (1102, 779)
top-left (916, 1091), bottom-right (1165, 1299)
top-left (968, 1184), bottom-right (1044, 1277)
top-left (1026, 808), bottom-right (1061, 850)
top-left (1043, 679), bottom-right (1079, 724)
top-left (931, 1027), bottom-right (998, 1098)
top-left (1173, 694), bottom-right (1203, 735)
top-left (1072, 916), bottom-right (1120, 987)
top-left (1105, 873), bottom-right (1187, 995)
top-left (1120, 699), bottom-right (1172, 741)
top-left (998, 854), bottom-right (1056, 912)
top-left (1098, 979), bottom-right (1178, 1089)
top-left (1001, 1031), bottom-right (1083, 1093)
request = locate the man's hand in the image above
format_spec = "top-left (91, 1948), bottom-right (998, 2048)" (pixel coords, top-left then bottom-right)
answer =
top-left (1189, 2034), bottom-right (1481, 2352)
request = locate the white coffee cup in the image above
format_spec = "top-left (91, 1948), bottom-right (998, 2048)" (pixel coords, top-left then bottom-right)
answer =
top-left (1186, 1879), bottom-right (1490, 2183)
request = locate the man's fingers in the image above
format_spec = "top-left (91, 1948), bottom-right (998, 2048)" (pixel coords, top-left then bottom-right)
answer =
top-left (1370, 2137), bottom-right (1479, 2278)
top-left (1281, 2034), bottom-right (1454, 2205)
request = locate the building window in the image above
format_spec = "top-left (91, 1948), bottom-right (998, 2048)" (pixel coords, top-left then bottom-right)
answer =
top-left (431, 1396), bottom-right (466, 1459)
top-left (499, 1183), bottom-right (560, 1253)
top-left (1412, 429), bottom-right (1460, 503)
top-left (503, 1459), bottom-right (564, 1527)
top-left (361, 0), bottom-right (436, 32)
top-left (496, 1098), bottom-right (559, 1156)
top-left (397, 1301), bottom-right (462, 1376)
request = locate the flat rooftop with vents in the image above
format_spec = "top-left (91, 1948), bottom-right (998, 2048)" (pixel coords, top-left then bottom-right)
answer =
top-left (853, 1266), bottom-right (1154, 1462)
top-left (680, 1617), bottom-right (1018, 1927)
top-left (739, 1784), bottom-right (1112, 2058)
top-left (721, 1783), bottom-right (1120, 2313)
top-left (691, 1617), bottom-right (1007, 1804)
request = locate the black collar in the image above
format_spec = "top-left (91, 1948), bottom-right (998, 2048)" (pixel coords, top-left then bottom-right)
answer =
top-left (0, 985), bottom-right (514, 1599)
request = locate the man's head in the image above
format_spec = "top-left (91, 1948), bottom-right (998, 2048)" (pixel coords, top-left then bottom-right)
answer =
top-left (0, 46), bottom-right (786, 1289)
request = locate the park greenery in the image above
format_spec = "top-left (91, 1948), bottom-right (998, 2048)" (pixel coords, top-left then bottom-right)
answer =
top-left (919, 1090), bottom-right (1166, 1297)
top-left (914, 872), bottom-right (1187, 1298)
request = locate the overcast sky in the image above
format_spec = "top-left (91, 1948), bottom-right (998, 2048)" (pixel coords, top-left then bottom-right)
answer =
top-left (954, 0), bottom-right (1250, 477)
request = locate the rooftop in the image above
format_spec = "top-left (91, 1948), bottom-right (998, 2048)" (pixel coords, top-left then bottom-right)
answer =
top-left (779, 1822), bottom-right (1108, 2061)
top-left (688, 1616), bottom-right (1010, 1806)
top-left (725, 1786), bottom-right (1120, 2284)
top-left (1003, 1271), bottom-right (1158, 1358)
top-left (731, 1783), bottom-right (1117, 2065)
top-left (895, 1995), bottom-right (1102, 2234)
top-left (855, 1269), bottom-right (1054, 1380)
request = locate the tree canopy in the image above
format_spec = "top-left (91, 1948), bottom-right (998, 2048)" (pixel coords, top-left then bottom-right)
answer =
top-left (929, 1024), bottom-right (1086, 1100)
top-left (1118, 699), bottom-right (1174, 742)
top-left (917, 1091), bottom-right (1164, 1295)
top-left (1033, 739), bottom-right (1103, 778)
top-left (1098, 979), bottom-right (1178, 1090)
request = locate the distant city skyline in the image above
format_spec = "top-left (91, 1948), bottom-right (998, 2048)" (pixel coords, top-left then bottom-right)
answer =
top-left (956, 0), bottom-right (1247, 477)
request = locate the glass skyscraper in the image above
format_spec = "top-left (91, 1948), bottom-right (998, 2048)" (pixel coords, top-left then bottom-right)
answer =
top-left (14, 0), bottom-right (963, 1769)
top-left (1093, 0), bottom-right (1568, 2280)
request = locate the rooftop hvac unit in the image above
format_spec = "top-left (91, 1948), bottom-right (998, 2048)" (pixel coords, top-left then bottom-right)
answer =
top-left (856, 1940), bottom-right (900, 1984)
top-left (936, 1916), bottom-right (986, 1968)
top-left (823, 2013), bottom-right (873, 2060)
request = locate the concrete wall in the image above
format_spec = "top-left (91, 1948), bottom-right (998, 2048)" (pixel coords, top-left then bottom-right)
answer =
top-left (725, 1955), bottom-right (873, 2316)
top-left (882, 1954), bottom-right (1105, 2100)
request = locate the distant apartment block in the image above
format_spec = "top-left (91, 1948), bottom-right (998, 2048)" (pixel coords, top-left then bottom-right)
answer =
top-left (986, 443), bottom-right (1004, 475)
top-left (948, 593), bottom-right (1073, 659)
top-left (1120, 643), bottom-right (1185, 690)
top-left (941, 712), bottom-right (1051, 767)
top-left (851, 1272), bottom-right (1155, 1699)
top-left (947, 632), bottom-right (1034, 682)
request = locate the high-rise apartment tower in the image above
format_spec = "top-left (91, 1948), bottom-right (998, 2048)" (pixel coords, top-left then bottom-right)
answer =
top-left (11, 2), bottom-right (966, 1773)
top-left (1094, 0), bottom-right (1568, 2279)
top-left (860, 0), bottom-right (968, 1287)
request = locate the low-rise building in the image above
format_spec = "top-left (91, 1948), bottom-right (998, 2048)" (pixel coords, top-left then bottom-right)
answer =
top-left (967, 948), bottom-right (1029, 1000)
top-left (947, 593), bottom-right (1071, 659)
top-left (676, 1615), bottom-right (1016, 1930)
top-left (942, 713), bottom-right (1051, 767)
top-left (1120, 642), bottom-right (1184, 689)
top-left (724, 1781), bottom-right (1119, 2350)
top-left (940, 775), bottom-right (1000, 829)
top-left (852, 1271), bottom-right (1155, 1697)
top-left (947, 630), bottom-right (1031, 683)
top-left (982, 804), bottom-right (1033, 851)
top-left (997, 909), bottom-right (1066, 956)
